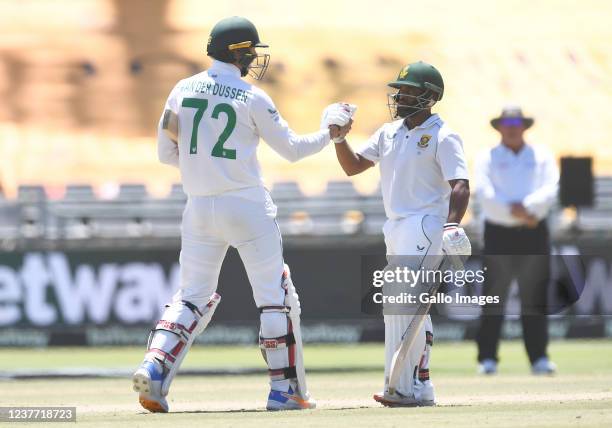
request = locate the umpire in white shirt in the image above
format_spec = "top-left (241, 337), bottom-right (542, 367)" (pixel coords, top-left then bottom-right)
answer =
top-left (475, 106), bottom-right (559, 375)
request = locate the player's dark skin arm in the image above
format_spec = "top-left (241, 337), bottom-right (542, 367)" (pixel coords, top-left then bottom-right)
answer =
top-left (334, 140), bottom-right (375, 176)
top-left (447, 179), bottom-right (470, 224)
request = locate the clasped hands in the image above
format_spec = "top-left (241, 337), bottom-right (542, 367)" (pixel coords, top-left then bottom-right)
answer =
top-left (510, 202), bottom-right (539, 228)
top-left (320, 102), bottom-right (357, 143)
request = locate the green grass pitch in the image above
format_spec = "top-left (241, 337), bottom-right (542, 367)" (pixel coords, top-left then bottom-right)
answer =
top-left (1, 340), bottom-right (611, 427)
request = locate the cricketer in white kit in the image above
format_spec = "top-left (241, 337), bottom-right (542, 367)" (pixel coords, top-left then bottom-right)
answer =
top-left (131, 16), bottom-right (354, 413)
top-left (334, 61), bottom-right (471, 407)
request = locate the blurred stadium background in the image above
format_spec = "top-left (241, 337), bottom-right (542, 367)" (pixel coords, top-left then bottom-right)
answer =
top-left (0, 0), bottom-right (611, 349)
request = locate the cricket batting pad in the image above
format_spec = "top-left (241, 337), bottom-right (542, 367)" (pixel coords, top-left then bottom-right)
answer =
top-left (145, 293), bottom-right (221, 396)
top-left (259, 264), bottom-right (311, 404)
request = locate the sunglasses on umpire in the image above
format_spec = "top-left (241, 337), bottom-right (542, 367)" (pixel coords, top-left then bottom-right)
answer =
top-left (499, 118), bottom-right (525, 127)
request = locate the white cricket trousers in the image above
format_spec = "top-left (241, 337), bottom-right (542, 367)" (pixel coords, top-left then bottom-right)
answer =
top-left (173, 186), bottom-right (285, 309)
top-left (382, 214), bottom-right (445, 396)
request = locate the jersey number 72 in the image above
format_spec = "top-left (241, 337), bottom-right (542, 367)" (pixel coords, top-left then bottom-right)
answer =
top-left (181, 97), bottom-right (237, 160)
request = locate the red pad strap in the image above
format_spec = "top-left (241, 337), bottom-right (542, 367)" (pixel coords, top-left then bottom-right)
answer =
top-left (147, 348), bottom-right (176, 366)
top-left (155, 320), bottom-right (190, 338)
top-left (259, 332), bottom-right (296, 350)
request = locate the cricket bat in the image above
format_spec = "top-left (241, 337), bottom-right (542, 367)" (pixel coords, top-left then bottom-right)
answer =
top-left (387, 254), bottom-right (464, 395)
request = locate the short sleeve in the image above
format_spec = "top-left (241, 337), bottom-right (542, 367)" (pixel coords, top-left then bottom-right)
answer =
top-left (157, 83), bottom-right (182, 167)
top-left (357, 125), bottom-right (385, 164)
top-left (436, 133), bottom-right (469, 181)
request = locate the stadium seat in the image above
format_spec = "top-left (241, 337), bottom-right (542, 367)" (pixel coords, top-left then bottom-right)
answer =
top-left (322, 180), bottom-right (360, 199)
top-left (17, 185), bottom-right (47, 202)
top-left (270, 181), bottom-right (304, 202)
top-left (576, 176), bottom-right (612, 230)
top-left (64, 184), bottom-right (96, 201)
top-left (167, 183), bottom-right (186, 201)
top-left (117, 184), bottom-right (149, 201)
top-left (16, 185), bottom-right (48, 237)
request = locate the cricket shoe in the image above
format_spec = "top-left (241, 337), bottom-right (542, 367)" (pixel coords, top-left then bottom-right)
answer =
top-left (373, 390), bottom-right (419, 407)
top-left (414, 379), bottom-right (436, 406)
top-left (478, 358), bottom-right (498, 375)
top-left (266, 386), bottom-right (316, 411)
top-left (132, 360), bottom-right (169, 413)
top-left (531, 357), bottom-right (556, 375)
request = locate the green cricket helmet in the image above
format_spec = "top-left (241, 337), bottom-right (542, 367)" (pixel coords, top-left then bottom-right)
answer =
top-left (206, 16), bottom-right (270, 80)
top-left (387, 61), bottom-right (444, 119)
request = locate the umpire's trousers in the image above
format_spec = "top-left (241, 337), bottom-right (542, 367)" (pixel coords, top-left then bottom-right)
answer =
top-left (476, 220), bottom-right (550, 364)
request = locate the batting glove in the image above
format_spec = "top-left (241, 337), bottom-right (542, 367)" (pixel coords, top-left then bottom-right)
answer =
top-left (442, 223), bottom-right (471, 270)
top-left (320, 102), bottom-right (357, 130)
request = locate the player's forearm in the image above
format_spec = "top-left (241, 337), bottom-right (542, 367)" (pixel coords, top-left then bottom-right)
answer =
top-left (334, 141), bottom-right (372, 176)
top-left (157, 111), bottom-right (180, 167)
top-left (447, 179), bottom-right (470, 224)
top-left (287, 129), bottom-right (331, 162)
top-left (522, 183), bottom-right (558, 219)
top-left (266, 129), bottom-right (330, 163)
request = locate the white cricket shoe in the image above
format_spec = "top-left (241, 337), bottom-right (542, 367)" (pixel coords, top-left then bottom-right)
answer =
top-left (478, 358), bottom-right (498, 375)
top-left (531, 357), bottom-right (556, 375)
top-left (132, 360), bottom-right (169, 413)
top-left (414, 379), bottom-right (436, 406)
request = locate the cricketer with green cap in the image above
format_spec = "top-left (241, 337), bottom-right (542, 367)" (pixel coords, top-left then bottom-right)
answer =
top-left (333, 61), bottom-right (471, 407)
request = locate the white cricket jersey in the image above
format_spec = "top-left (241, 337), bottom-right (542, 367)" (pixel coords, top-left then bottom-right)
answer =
top-left (157, 60), bottom-right (331, 196)
top-left (475, 143), bottom-right (559, 227)
top-left (357, 114), bottom-right (468, 220)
